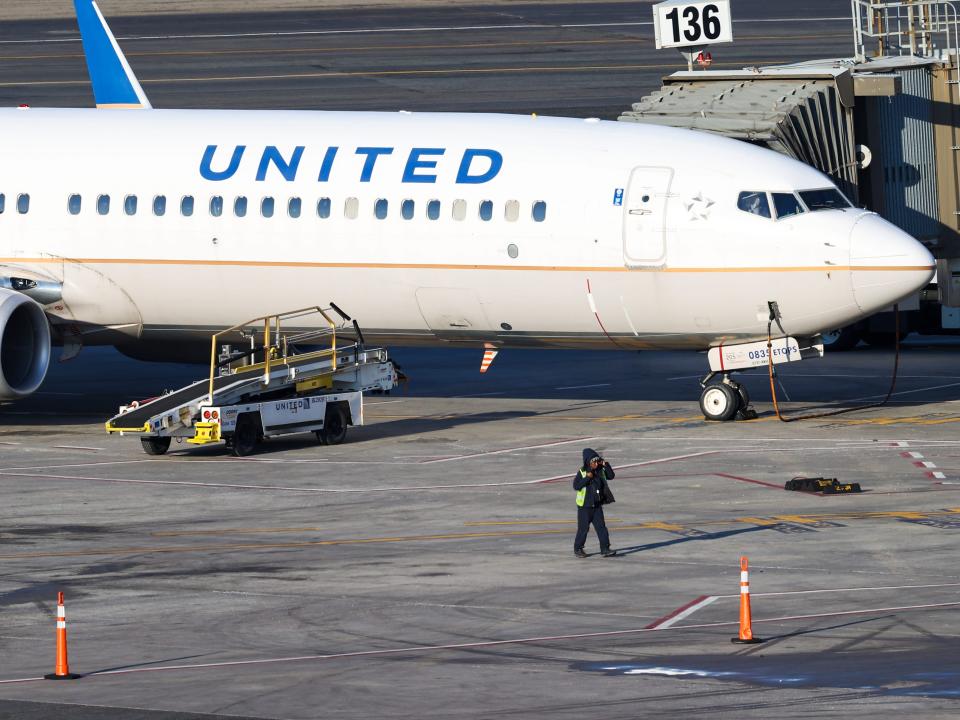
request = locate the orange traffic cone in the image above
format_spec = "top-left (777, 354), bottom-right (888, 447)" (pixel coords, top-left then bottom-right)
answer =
top-left (44, 592), bottom-right (80, 679)
top-left (731, 557), bottom-right (763, 644)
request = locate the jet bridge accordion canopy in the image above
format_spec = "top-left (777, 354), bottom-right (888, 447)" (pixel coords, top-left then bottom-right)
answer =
top-left (618, 68), bottom-right (859, 202)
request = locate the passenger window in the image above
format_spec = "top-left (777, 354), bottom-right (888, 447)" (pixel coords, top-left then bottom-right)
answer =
top-left (532, 200), bottom-right (547, 222)
top-left (124, 195), bottom-right (137, 216)
top-left (153, 195), bottom-right (166, 216)
top-left (16, 194), bottom-right (29, 214)
top-left (288, 197), bottom-right (301, 218)
top-left (772, 192), bottom-right (803, 220)
top-left (209, 195), bottom-right (223, 217)
top-left (427, 199), bottom-right (441, 220)
top-left (68, 194), bottom-right (81, 215)
top-left (317, 197), bottom-right (331, 219)
top-left (737, 191), bottom-right (771, 219)
top-left (261, 197), bottom-right (275, 218)
top-left (181, 195), bottom-right (194, 217)
top-left (345, 197), bottom-right (359, 219)
top-left (504, 200), bottom-right (520, 222)
top-left (479, 200), bottom-right (493, 221)
top-left (452, 199), bottom-right (467, 221)
top-left (97, 194), bottom-right (110, 215)
top-left (234, 196), bottom-right (247, 217)
top-left (374, 198), bottom-right (388, 219)
top-left (0, 193), bottom-right (5, 214)
top-left (401, 199), bottom-right (415, 220)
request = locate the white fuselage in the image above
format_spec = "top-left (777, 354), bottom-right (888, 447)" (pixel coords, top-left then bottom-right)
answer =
top-left (0, 107), bottom-right (935, 352)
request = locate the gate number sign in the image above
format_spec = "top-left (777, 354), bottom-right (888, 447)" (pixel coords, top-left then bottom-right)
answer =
top-left (653, 1), bottom-right (733, 50)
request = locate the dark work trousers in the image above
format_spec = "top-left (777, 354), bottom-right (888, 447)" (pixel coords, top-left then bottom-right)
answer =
top-left (575, 505), bottom-right (611, 551)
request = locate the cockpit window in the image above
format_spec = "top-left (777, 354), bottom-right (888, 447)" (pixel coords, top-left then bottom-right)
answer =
top-left (737, 191), bottom-right (771, 219)
top-left (772, 192), bottom-right (804, 220)
top-left (799, 188), bottom-right (851, 212)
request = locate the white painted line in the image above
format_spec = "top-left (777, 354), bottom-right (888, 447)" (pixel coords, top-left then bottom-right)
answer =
top-left (716, 581), bottom-right (960, 599)
top-left (915, 461), bottom-right (936, 468)
top-left (364, 399), bottom-right (405, 405)
top-left (0, 15), bottom-right (852, 45)
top-left (845, 380), bottom-right (960, 403)
top-left (51, 445), bottom-right (101, 452)
top-left (0, 460), bottom-right (153, 473)
top-left (930, 471), bottom-right (947, 480)
top-left (0, 441), bottom-right (20, 446)
top-left (1, 596), bottom-right (954, 685)
top-left (0, 471), bottom-right (568, 493)
top-left (420, 436), bottom-right (597, 465)
top-left (903, 451), bottom-right (924, 459)
top-left (555, 383), bottom-right (611, 390)
top-left (534, 450), bottom-right (721, 483)
top-left (647, 596), bottom-right (717, 630)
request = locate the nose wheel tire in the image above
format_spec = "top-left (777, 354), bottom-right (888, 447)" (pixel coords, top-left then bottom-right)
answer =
top-left (700, 383), bottom-right (740, 422)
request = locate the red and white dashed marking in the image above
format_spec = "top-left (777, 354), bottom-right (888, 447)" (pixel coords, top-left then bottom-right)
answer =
top-left (900, 450), bottom-right (948, 483)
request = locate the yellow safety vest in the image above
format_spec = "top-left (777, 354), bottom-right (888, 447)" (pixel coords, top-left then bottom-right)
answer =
top-left (576, 469), bottom-right (588, 507)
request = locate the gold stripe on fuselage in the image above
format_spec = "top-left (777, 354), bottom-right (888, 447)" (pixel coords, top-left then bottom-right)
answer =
top-left (0, 258), bottom-right (936, 273)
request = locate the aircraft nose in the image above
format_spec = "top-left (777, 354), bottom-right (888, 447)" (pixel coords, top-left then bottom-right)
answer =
top-left (849, 213), bottom-right (935, 314)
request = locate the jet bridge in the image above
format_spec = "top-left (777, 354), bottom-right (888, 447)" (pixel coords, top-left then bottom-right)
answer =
top-left (619, 67), bottom-right (861, 202)
top-left (620, 0), bottom-right (960, 341)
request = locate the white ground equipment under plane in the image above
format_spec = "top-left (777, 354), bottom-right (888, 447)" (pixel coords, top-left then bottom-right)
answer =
top-left (106, 306), bottom-right (397, 456)
top-left (0, 1), bottom-right (937, 422)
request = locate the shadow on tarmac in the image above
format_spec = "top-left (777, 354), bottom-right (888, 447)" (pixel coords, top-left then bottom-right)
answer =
top-left (615, 525), bottom-right (771, 556)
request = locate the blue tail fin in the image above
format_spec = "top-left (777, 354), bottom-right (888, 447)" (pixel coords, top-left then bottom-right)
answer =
top-left (74, 0), bottom-right (152, 109)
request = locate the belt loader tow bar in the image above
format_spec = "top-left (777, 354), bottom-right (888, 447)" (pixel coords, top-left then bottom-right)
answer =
top-left (105, 306), bottom-right (397, 456)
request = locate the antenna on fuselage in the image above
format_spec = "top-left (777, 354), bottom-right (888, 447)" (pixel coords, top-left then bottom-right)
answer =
top-left (73, 0), bottom-right (152, 109)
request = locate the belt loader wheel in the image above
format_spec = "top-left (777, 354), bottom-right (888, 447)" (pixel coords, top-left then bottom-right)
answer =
top-left (699, 383), bottom-right (740, 422)
top-left (232, 414), bottom-right (260, 457)
top-left (141, 437), bottom-right (171, 456)
top-left (316, 404), bottom-right (348, 446)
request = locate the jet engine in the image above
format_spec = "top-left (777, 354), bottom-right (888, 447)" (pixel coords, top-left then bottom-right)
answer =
top-left (0, 287), bottom-right (51, 400)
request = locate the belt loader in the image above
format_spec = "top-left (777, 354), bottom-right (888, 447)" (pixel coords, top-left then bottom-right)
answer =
top-left (106, 306), bottom-right (397, 456)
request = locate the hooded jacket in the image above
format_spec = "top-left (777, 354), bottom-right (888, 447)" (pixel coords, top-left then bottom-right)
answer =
top-left (572, 447), bottom-right (615, 508)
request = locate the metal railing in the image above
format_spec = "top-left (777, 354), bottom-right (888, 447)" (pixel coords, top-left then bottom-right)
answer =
top-left (206, 306), bottom-right (341, 404)
top-left (852, 0), bottom-right (960, 62)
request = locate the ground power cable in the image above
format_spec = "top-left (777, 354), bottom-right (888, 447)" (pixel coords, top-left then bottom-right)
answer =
top-left (765, 302), bottom-right (900, 422)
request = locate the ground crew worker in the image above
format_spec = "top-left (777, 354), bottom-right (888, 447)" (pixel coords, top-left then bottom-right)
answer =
top-left (573, 447), bottom-right (617, 558)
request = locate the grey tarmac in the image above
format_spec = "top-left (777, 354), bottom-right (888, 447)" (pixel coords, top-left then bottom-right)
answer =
top-left (2, 1), bottom-right (959, 718)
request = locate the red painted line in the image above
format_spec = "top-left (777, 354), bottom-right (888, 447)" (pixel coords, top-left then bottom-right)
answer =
top-left (644, 595), bottom-right (710, 630)
top-left (713, 472), bottom-right (784, 490)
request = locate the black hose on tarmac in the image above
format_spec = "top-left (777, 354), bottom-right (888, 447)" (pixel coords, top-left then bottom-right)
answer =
top-left (766, 304), bottom-right (901, 422)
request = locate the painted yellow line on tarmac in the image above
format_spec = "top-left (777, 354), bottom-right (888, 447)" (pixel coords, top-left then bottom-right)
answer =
top-left (368, 412), bottom-right (960, 426)
top-left (0, 34), bottom-right (848, 62)
top-left (152, 526), bottom-right (325, 537)
top-left (7, 509), bottom-right (957, 561)
top-left (0, 59), bottom-right (785, 87)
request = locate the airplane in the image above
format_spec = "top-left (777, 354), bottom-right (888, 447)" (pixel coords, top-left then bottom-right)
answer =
top-left (0, 1), bottom-right (935, 421)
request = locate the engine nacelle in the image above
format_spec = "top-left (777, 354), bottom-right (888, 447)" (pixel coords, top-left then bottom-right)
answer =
top-left (0, 287), bottom-right (51, 400)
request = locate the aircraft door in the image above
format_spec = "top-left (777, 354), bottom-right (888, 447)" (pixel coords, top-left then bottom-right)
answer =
top-left (623, 166), bottom-right (673, 267)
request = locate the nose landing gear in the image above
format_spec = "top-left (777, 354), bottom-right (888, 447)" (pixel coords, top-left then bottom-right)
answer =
top-left (699, 372), bottom-right (757, 421)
